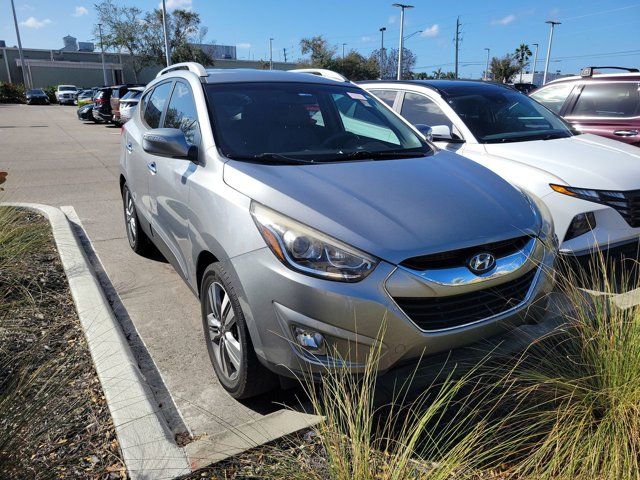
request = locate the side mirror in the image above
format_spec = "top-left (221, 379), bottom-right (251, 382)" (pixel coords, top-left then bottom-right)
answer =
top-left (431, 124), bottom-right (453, 140)
top-left (142, 128), bottom-right (198, 161)
top-left (414, 124), bottom-right (433, 142)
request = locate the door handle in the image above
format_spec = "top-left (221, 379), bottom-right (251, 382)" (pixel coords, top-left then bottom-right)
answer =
top-left (614, 129), bottom-right (639, 137)
top-left (147, 161), bottom-right (157, 174)
top-left (125, 142), bottom-right (133, 153)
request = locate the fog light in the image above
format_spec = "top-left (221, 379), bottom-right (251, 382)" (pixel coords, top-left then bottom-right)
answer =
top-left (564, 212), bottom-right (596, 241)
top-left (293, 327), bottom-right (326, 355)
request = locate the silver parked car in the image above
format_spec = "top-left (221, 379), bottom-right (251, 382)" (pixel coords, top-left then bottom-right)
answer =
top-left (119, 63), bottom-right (556, 399)
top-left (119, 87), bottom-right (145, 124)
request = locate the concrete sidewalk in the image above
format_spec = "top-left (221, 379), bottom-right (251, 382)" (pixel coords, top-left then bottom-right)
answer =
top-left (0, 104), bottom-right (317, 473)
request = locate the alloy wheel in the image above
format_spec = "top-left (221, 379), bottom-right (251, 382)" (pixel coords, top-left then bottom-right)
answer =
top-left (206, 281), bottom-right (242, 382)
top-left (124, 190), bottom-right (137, 244)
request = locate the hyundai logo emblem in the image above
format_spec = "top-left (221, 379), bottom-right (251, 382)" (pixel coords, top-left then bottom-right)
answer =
top-left (468, 252), bottom-right (496, 274)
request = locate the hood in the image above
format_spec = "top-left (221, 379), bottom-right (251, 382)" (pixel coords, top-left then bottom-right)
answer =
top-left (484, 134), bottom-right (640, 190)
top-left (223, 151), bottom-right (539, 264)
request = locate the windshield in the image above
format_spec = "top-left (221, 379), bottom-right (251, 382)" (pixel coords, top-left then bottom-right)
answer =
top-left (27, 89), bottom-right (44, 95)
top-left (447, 88), bottom-right (572, 143)
top-left (59, 86), bottom-right (77, 92)
top-left (205, 82), bottom-right (431, 163)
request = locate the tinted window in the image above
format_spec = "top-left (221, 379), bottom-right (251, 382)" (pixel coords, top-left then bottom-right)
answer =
top-left (163, 81), bottom-right (200, 144)
top-left (530, 83), bottom-right (574, 114)
top-left (143, 82), bottom-right (173, 129)
top-left (370, 89), bottom-right (398, 107)
top-left (571, 82), bottom-right (640, 118)
top-left (205, 82), bottom-right (428, 161)
top-left (447, 88), bottom-right (571, 143)
top-left (400, 92), bottom-right (452, 129)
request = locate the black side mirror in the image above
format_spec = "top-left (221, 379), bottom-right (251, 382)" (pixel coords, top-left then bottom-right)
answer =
top-left (414, 124), bottom-right (433, 142)
top-left (142, 128), bottom-right (198, 161)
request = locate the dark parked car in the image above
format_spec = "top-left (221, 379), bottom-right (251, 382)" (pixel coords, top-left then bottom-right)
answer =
top-left (92, 87), bottom-right (113, 123)
top-left (77, 103), bottom-right (94, 121)
top-left (530, 66), bottom-right (640, 147)
top-left (512, 83), bottom-right (537, 94)
top-left (110, 84), bottom-right (143, 125)
top-left (25, 88), bottom-right (50, 105)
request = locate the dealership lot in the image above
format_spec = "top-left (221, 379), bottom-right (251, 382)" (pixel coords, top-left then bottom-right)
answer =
top-left (0, 103), bottom-right (316, 467)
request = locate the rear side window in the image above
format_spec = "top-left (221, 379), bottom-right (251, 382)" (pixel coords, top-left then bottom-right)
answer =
top-left (370, 89), bottom-right (398, 107)
top-left (400, 92), bottom-right (452, 129)
top-left (163, 81), bottom-right (201, 144)
top-left (143, 82), bottom-right (173, 129)
top-left (530, 83), bottom-right (574, 114)
top-left (571, 82), bottom-right (640, 118)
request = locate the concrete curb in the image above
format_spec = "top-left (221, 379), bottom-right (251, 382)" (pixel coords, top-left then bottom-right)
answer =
top-left (4, 203), bottom-right (191, 479)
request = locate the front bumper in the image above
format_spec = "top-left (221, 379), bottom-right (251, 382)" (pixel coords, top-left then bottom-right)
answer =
top-left (229, 242), bottom-right (555, 378)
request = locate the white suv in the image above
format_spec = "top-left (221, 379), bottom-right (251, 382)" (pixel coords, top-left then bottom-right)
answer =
top-left (361, 80), bottom-right (640, 268)
top-left (55, 85), bottom-right (78, 105)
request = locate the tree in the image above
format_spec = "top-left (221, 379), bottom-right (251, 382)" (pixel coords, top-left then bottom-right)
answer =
top-left (299, 36), bottom-right (336, 69)
top-left (140, 8), bottom-right (214, 66)
top-left (514, 43), bottom-right (532, 82)
top-left (490, 55), bottom-right (519, 83)
top-left (94, 0), bottom-right (146, 81)
top-left (335, 51), bottom-right (379, 81)
top-left (384, 47), bottom-right (416, 80)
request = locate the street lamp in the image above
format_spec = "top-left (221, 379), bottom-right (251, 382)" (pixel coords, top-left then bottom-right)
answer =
top-left (161, 0), bottom-right (171, 67)
top-left (403, 30), bottom-right (422, 41)
top-left (543, 21), bottom-right (560, 85)
top-left (392, 3), bottom-right (413, 80)
top-left (531, 43), bottom-right (539, 84)
top-left (379, 27), bottom-right (386, 79)
top-left (484, 48), bottom-right (490, 81)
top-left (10, 0), bottom-right (30, 88)
top-left (97, 23), bottom-right (108, 86)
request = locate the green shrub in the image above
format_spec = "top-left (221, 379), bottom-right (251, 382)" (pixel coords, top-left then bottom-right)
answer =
top-left (0, 82), bottom-right (26, 103)
top-left (43, 86), bottom-right (57, 103)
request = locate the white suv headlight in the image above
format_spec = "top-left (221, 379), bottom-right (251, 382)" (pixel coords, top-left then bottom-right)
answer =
top-left (250, 202), bottom-right (378, 282)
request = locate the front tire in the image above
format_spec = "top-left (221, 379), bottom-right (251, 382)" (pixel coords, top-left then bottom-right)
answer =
top-left (122, 184), bottom-right (152, 255)
top-left (200, 263), bottom-right (276, 399)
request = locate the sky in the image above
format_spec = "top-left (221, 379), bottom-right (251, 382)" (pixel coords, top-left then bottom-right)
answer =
top-left (2, 0), bottom-right (639, 79)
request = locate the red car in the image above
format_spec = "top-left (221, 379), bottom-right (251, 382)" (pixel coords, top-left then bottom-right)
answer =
top-left (530, 66), bottom-right (640, 147)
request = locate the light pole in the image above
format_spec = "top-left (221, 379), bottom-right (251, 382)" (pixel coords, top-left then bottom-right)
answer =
top-left (392, 3), bottom-right (413, 80)
top-left (543, 21), bottom-right (560, 85)
top-left (10, 0), bottom-right (30, 88)
top-left (269, 38), bottom-right (273, 70)
top-left (379, 27), bottom-right (386, 79)
top-left (531, 43), bottom-right (539, 84)
top-left (342, 43), bottom-right (347, 59)
top-left (97, 24), bottom-right (108, 86)
top-left (484, 48), bottom-right (490, 81)
top-left (161, 0), bottom-right (171, 67)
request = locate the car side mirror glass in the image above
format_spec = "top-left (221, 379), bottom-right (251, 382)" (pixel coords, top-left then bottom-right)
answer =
top-left (142, 128), bottom-right (198, 161)
top-left (430, 124), bottom-right (453, 140)
top-left (414, 124), bottom-right (433, 142)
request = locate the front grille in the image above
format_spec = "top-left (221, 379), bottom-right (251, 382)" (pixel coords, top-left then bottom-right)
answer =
top-left (394, 267), bottom-right (537, 331)
top-left (598, 190), bottom-right (640, 228)
top-left (400, 235), bottom-right (531, 271)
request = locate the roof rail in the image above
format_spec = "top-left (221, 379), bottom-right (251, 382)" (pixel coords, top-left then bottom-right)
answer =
top-left (289, 68), bottom-right (349, 82)
top-left (156, 62), bottom-right (208, 79)
top-left (580, 66), bottom-right (639, 77)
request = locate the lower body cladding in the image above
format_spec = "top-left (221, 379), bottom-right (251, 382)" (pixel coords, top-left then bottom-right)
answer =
top-left (228, 240), bottom-right (555, 378)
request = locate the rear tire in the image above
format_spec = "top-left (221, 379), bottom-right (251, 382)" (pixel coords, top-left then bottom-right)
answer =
top-left (122, 184), bottom-right (152, 255)
top-left (200, 263), bottom-right (277, 399)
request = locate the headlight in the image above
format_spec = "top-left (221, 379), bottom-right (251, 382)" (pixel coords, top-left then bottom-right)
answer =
top-left (550, 184), bottom-right (614, 205)
top-left (250, 202), bottom-right (378, 282)
top-left (520, 189), bottom-right (554, 242)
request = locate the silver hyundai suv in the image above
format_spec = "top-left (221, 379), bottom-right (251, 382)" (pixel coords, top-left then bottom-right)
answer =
top-left (119, 63), bottom-right (556, 399)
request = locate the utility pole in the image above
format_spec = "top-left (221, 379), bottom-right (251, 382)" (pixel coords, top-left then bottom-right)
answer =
top-left (484, 48), bottom-right (490, 81)
top-left (161, 0), bottom-right (171, 67)
top-left (97, 23), bottom-right (108, 86)
top-left (531, 43), bottom-right (539, 84)
top-left (379, 27), bottom-right (386, 79)
top-left (283, 48), bottom-right (287, 63)
top-left (269, 38), bottom-right (273, 70)
top-left (393, 3), bottom-right (413, 80)
top-left (342, 43), bottom-right (346, 59)
top-left (10, 0), bottom-right (30, 88)
top-left (543, 21), bottom-right (560, 85)
top-left (454, 16), bottom-right (461, 79)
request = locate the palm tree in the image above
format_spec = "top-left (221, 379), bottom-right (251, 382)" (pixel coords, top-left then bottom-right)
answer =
top-left (431, 67), bottom-right (443, 79)
top-left (514, 43), bottom-right (532, 83)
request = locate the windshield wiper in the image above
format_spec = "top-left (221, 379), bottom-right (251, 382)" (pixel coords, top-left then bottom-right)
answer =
top-left (342, 150), bottom-right (429, 160)
top-left (228, 153), bottom-right (317, 165)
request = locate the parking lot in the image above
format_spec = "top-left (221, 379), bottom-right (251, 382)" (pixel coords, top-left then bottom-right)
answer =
top-left (0, 103), bottom-right (316, 468)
